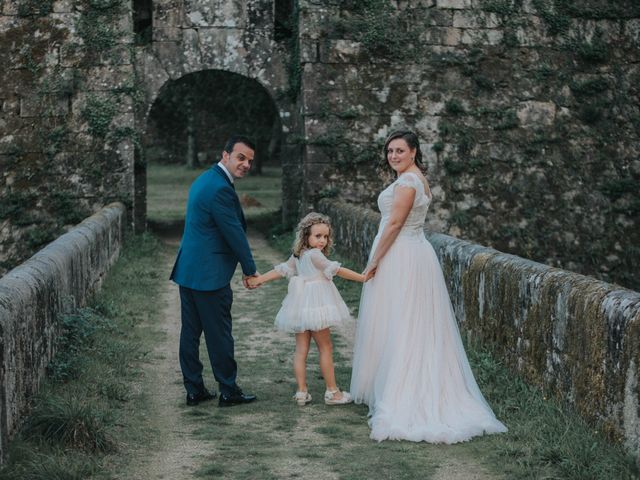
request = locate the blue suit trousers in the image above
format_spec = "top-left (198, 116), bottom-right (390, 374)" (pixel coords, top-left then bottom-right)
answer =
top-left (178, 285), bottom-right (238, 396)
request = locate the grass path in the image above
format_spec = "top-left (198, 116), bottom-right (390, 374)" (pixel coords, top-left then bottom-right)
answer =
top-left (121, 229), bottom-right (499, 480)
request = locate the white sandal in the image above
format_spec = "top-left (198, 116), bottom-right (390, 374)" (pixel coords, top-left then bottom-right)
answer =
top-left (324, 389), bottom-right (353, 405)
top-left (293, 391), bottom-right (312, 406)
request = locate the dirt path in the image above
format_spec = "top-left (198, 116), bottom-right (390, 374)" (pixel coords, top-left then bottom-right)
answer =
top-left (123, 235), bottom-right (215, 480)
top-left (122, 229), bottom-right (500, 480)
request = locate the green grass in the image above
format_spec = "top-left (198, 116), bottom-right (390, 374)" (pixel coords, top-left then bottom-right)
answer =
top-left (146, 163), bottom-right (282, 223)
top-left (0, 234), bottom-right (167, 480)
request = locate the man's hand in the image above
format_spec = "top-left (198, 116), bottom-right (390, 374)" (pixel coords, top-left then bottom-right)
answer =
top-left (243, 273), bottom-right (260, 289)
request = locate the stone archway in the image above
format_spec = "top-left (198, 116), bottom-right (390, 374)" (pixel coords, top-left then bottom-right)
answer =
top-left (135, 69), bottom-right (286, 230)
top-left (131, 0), bottom-right (303, 230)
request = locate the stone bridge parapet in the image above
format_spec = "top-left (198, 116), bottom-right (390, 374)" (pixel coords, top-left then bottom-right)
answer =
top-left (0, 203), bottom-right (126, 463)
top-left (320, 198), bottom-right (640, 459)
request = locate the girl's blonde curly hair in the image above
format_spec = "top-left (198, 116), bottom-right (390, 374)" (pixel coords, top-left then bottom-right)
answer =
top-left (292, 212), bottom-right (333, 257)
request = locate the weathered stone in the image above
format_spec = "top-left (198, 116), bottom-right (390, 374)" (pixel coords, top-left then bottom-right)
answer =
top-left (453, 11), bottom-right (499, 29)
top-left (0, 204), bottom-right (125, 464)
top-left (420, 27), bottom-right (462, 46)
top-left (324, 40), bottom-right (363, 63)
top-left (436, 0), bottom-right (471, 9)
top-left (461, 28), bottom-right (503, 45)
top-left (516, 101), bottom-right (556, 127)
top-left (19, 93), bottom-right (69, 117)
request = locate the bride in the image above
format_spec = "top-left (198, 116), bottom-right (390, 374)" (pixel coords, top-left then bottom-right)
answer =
top-left (350, 129), bottom-right (507, 443)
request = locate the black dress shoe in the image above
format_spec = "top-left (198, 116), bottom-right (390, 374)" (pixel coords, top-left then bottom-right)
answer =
top-left (218, 390), bottom-right (257, 407)
top-left (186, 389), bottom-right (217, 406)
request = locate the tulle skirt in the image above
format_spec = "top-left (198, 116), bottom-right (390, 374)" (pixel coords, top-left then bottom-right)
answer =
top-left (275, 276), bottom-right (351, 333)
top-left (350, 231), bottom-right (507, 443)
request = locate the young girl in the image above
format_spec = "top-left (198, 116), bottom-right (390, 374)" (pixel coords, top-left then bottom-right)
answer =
top-left (248, 212), bottom-right (366, 406)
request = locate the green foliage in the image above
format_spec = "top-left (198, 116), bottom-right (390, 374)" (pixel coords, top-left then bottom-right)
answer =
top-left (445, 98), bottom-right (466, 115)
top-left (82, 95), bottom-right (118, 138)
top-left (444, 157), bottom-right (466, 175)
top-left (287, 0), bottom-right (301, 101)
top-left (451, 209), bottom-right (472, 227)
top-left (532, 0), bottom-right (571, 35)
top-left (432, 141), bottom-right (444, 153)
top-left (24, 395), bottom-right (113, 452)
top-left (48, 309), bottom-right (113, 381)
top-left (332, 0), bottom-right (416, 61)
top-left (0, 234), bottom-right (165, 478)
top-left (573, 32), bottom-right (608, 63)
top-left (553, 0), bottom-right (640, 20)
top-left (16, 0), bottom-right (53, 17)
top-left (430, 51), bottom-right (466, 68)
top-left (570, 77), bottom-right (609, 96)
top-left (25, 225), bottom-right (59, 250)
top-left (473, 74), bottom-right (496, 91)
top-left (599, 178), bottom-right (637, 200)
top-left (335, 108), bottom-right (359, 119)
top-left (481, 0), bottom-right (522, 16)
top-left (494, 109), bottom-right (519, 130)
top-left (0, 191), bottom-right (38, 220)
top-left (534, 64), bottom-right (555, 80)
top-left (76, 0), bottom-right (124, 54)
top-left (578, 102), bottom-right (603, 124)
top-left (44, 125), bottom-right (69, 160)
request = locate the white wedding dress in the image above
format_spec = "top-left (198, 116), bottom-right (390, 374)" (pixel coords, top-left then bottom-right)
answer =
top-left (350, 172), bottom-right (507, 443)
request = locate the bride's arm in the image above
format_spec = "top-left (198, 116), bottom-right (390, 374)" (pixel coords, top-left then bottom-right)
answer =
top-left (363, 185), bottom-right (415, 276)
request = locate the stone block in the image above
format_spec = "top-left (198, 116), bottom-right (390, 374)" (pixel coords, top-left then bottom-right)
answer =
top-left (436, 0), bottom-right (471, 9)
top-left (198, 27), bottom-right (250, 73)
top-left (52, 0), bottom-right (73, 13)
top-left (626, 19), bottom-right (640, 44)
top-left (84, 65), bottom-right (134, 91)
top-left (461, 28), bottom-right (503, 46)
top-left (516, 101), bottom-right (556, 127)
top-left (183, 0), bottom-right (246, 28)
top-left (420, 27), bottom-right (462, 46)
top-left (392, 0), bottom-right (436, 8)
top-left (19, 94), bottom-right (69, 117)
top-left (300, 39), bottom-right (318, 63)
top-left (324, 40), bottom-right (363, 64)
top-left (453, 11), bottom-right (499, 29)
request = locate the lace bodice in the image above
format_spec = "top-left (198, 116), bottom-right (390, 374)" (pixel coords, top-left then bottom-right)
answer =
top-left (378, 172), bottom-right (432, 235)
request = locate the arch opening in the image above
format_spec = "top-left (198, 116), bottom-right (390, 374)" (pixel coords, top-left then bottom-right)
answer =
top-left (137, 70), bottom-right (284, 232)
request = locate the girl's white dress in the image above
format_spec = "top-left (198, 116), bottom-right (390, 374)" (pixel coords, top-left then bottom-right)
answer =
top-left (350, 172), bottom-right (507, 443)
top-left (274, 248), bottom-right (351, 333)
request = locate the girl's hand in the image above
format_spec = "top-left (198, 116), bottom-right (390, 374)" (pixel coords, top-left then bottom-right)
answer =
top-left (363, 263), bottom-right (377, 282)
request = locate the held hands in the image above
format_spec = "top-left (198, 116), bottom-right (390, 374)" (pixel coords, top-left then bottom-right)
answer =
top-left (243, 273), bottom-right (261, 290)
top-left (362, 262), bottom-right (378, 282)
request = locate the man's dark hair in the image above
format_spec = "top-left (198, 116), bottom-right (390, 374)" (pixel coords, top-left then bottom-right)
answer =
top-left (224, 135), bottom-right (256, 154)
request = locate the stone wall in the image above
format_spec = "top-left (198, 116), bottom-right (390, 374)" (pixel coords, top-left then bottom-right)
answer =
top-left (299, 1), bottom-right (640, 290)
top-left (320, 197), bottom-right (640, 458)
top-left (0, 202), bottom-right (126, 464)
top-left (0, 0), bottom-right (136, 277)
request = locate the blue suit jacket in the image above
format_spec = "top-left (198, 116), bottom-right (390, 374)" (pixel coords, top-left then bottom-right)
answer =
top-left (170, 165), bottom-right (257, 291)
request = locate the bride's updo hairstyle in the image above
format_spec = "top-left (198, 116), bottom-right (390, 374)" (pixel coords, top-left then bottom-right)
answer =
top-left (380, 129), bottom-right (426, 176)
top-left (292, 212), bottom-right (334, 257)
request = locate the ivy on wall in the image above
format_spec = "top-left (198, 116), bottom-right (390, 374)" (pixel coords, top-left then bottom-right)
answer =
top-left (0, 0), bottom-right (136, 276)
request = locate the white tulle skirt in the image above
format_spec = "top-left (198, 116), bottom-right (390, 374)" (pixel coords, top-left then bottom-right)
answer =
top-left (275, 276), bottom-right (351, 333)
top-left (350, 231), bottom-right (507, 443)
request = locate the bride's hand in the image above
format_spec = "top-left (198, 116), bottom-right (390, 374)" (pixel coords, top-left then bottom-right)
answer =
top-left (363, 263), bottom-right (377, 282)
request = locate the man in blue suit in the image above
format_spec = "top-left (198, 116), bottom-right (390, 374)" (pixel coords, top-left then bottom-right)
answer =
top-left (170, 135), bottom-right (259, 407)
